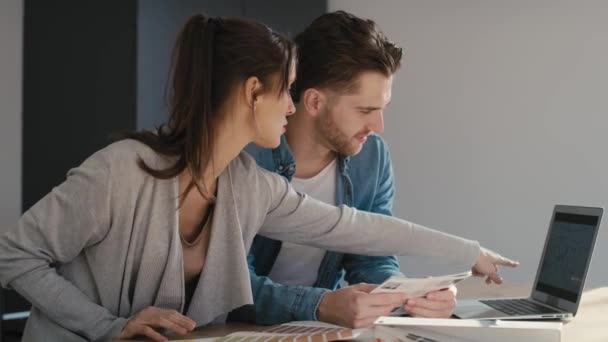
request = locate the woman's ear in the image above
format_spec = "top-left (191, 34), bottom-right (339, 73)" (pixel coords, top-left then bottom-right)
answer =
top-left (244, 76), bottom-right (263, 109)
top-left (301, 88), bottom-right (326, 117)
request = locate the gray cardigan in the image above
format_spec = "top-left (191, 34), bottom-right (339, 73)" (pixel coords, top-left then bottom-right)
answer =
top-left (0, 140), bottom-right (480, 341)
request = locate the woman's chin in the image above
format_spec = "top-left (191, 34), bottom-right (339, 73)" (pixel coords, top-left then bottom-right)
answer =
top-left (252, 137), bottom-right (281, 149)
top-left (267, 138), bottom-right (281, 148)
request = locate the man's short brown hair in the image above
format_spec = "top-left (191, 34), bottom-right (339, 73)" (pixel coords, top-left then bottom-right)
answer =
top-left (292, 10), bottom-right (403, 102)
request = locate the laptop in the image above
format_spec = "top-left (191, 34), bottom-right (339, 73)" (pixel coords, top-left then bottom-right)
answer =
top-left (454, 205), bottom-right (603, 320)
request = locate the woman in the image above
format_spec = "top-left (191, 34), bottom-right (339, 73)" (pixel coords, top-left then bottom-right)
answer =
top-left (0, 15), bottom-right (517, 341)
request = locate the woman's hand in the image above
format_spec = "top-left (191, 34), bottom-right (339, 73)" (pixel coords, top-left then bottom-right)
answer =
top-left (117, 306), bottom-right (196, 341)
top-left (473, 247), bottom-right (519, 284)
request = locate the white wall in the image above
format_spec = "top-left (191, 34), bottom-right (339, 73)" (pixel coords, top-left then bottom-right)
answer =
top-left (330, 0), bottom-right (608, 287)
top-left (0, 0), bottom-right (23, 230)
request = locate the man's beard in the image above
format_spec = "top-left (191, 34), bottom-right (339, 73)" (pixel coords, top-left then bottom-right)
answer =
top-left (315, 107), bottom-right (369, 156)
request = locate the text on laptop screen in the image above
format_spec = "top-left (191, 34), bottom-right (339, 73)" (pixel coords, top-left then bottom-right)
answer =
top-left (535, 212), bottom-right (598, 302)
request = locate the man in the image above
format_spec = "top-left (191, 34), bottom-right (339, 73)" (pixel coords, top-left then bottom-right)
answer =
top-left (230, 11), bottom-right (458, 328)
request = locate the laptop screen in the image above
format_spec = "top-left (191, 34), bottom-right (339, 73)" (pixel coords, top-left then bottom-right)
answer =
top-left (535, 212), bottom-right (599, 302)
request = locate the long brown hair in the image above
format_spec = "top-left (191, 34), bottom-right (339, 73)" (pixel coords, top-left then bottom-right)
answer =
top-left (120, 14), bottom-right (295, 200)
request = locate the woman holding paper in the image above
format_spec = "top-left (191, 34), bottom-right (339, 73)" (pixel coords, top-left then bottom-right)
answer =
top-left (0, 14), bottom-right (517, 342)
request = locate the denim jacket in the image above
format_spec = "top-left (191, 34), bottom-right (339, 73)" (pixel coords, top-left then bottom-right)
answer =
top-left (228, 134), bottom-right (403, 324)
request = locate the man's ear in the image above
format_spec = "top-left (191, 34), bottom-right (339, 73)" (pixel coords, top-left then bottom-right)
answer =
top-left (301, 88), bottom-right (327, 117)
top-left (244, 76), bottom-right (263, 109)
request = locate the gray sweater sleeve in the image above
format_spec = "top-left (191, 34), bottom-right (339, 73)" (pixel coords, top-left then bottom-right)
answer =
top-left (0, 150), bottom-right (127, 341)
top-left (258, 167), bottom-right (481, 267)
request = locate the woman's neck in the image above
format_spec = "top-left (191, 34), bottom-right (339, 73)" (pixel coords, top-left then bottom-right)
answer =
top-left (183, 112), bottom-right (252, 190)
top-left (209, 117), bottom-right (251, 179)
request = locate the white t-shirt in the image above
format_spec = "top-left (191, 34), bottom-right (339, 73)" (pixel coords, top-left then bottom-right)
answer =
top-left (267, 159), bottom-right (338, 286)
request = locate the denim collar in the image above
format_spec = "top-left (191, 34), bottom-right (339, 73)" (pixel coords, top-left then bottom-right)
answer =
top-left (273, 135), bottom-right (350, 179)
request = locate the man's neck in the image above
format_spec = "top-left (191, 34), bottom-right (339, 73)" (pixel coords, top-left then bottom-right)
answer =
top-left (286, 105), bottom-right (337, 179)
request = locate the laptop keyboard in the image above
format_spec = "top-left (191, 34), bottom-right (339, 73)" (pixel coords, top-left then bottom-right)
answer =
top-left (480, 298), bottom-right (558, 316)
